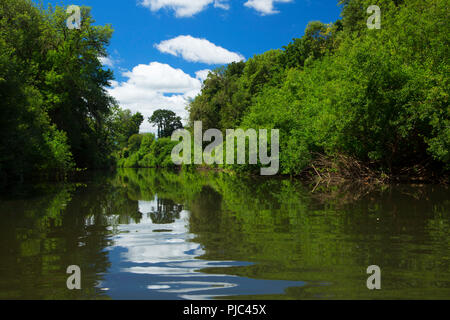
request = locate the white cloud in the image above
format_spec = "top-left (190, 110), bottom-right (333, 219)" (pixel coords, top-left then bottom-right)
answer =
top-left (99, 56), bottom-right (115, 67)
top-left (213, 0), bottom-right (229, 10)
top-left (156, 35), bottom-right (245, 65)
top-left (140, 0), bottom-right (229, 17)
top-left (195, 69), bottom-right (211, 82)
top-left (244, 0), bottom-right (293, 15)
top-left (107, 62), bottom-right (206, 132)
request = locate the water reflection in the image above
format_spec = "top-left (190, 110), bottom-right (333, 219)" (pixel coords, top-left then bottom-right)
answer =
top-left (103, 196), bottom-right (304, 300)
top-left (148, 198), bottom-right (183, 225)
top-left (0, 169), bottom-right (449, 299)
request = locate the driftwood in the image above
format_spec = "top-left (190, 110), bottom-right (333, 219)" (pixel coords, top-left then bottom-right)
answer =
top-left (301, 153), bottom-right (447, 188)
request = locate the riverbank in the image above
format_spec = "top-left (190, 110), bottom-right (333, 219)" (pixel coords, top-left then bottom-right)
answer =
top-left (117, 159), bottom-right (449, 186)
top-left (1, 156), bottom-right (447, 196)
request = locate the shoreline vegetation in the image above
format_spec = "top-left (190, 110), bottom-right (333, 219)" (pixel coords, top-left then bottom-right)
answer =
top-left (118, 156), bottom-right (449, 186)
top-left (1, 0), bottom-right (448, 190)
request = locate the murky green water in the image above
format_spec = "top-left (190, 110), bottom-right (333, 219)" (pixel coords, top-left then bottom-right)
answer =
top-left (0, 169), bottom-right (449, 300)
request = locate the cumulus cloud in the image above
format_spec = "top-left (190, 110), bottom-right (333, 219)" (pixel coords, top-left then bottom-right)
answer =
top-left (244, 0), bottom-right (293, 15)
top-left (155, 35), bottom-right (245, 65)
top-left (140, 0), bottom-right (229, 17)
top-left (107, 62), bottom-right (205, 132)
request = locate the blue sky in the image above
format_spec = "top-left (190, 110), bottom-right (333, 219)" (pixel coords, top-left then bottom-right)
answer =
top-left (40, 0), bottom-right (342, 131)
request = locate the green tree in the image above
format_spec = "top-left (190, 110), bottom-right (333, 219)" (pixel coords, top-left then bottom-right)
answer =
top-left (0, 0), bottom-right (75, 183)
top-left (39, 5), bottom-right (115, 169)
top-left (128, 134), bottom-right (143, 153)
top-left (149, 109), bottom-right (183, 138)
top-left (106, 107), bottom-right (144, 149)
top-left (0, 0), bottom-right (124, 184)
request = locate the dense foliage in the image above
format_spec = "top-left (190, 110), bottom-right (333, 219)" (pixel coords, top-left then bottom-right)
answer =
top-left (0, 0), bottom-right (132, 185)
top-left (116, 133), bottom-right (179, 169)
top-left (115, 132), bottom-right (177, 170)
top-left (188, 0), bottom-right (449, 177)
top-left (116, 109), bottom-right (185, 170)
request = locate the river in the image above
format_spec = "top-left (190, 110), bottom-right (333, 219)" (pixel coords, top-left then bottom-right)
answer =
top-left (0, 168), bottom-right (449, 299)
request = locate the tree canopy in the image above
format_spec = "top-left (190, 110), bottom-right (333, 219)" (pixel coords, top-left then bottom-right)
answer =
top-left (0, 0), bottom-right (118, 181)
top-left (187, 0), bottom-right (449, 177)
top-left (0, 0), bottom-right (144, 184)
top-left (149, 109), bottom-right (183, 139)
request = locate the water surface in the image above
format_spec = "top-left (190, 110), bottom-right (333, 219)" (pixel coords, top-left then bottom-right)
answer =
top-left (0, 169), bottom-right (449, 299)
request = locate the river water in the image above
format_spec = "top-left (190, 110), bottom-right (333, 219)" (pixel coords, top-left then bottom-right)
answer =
top-left (0, 169), bottom-right (449, 299)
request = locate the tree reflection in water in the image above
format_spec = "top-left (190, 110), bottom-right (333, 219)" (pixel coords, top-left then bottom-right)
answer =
top-left (0, 169), bottom-right (449, 299)
top-left (149, 198), bottom-right (183, 225)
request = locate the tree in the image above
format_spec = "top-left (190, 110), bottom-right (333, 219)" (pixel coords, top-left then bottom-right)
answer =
top-left (1, 0), bottom-right (76, 182)
top-left (105, 107), bottom-right (143, 150)
top-left (0, 0), bottom-right (119, 182)
top-left (149, 110), bottom-right (183, 138)
top-left (127, 134), bottom-right (143, 153)
top-left (40, 5), bottom-right (115, 169)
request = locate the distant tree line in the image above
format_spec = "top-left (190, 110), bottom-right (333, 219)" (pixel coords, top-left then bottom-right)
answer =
top-left (115, 109), bottom-right (183, 169)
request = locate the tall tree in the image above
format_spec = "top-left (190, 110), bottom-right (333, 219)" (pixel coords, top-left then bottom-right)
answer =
top-left (149, 110), bottom-right (183, 138)
top-left (40, 5), bottom-right (115, 168)
top-left (0, 0), bottom-right (125, 184)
